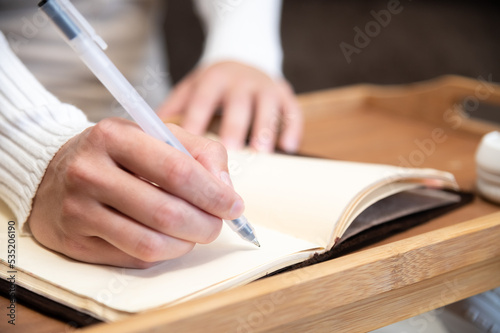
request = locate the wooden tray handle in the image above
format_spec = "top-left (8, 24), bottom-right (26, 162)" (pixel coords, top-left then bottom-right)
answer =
top-left (363, 75), bottom-right (500, 135)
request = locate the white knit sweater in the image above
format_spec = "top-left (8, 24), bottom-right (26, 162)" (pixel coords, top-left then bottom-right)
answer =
top-left (194, 0), bottom-right (284, 78)
top-left (0, 32), bottom-right (93, 233)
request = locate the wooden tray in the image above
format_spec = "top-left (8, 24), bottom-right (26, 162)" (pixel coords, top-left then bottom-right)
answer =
top-left (2, 75), bottom-right (499, 332)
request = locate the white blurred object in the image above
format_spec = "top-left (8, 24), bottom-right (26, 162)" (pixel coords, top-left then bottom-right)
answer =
top-left (447, 288), bottom-right (500, 333)
top-left (475, 131), bottom-right (500, 204)
top-left (371, 307), bottom-right (483, 333)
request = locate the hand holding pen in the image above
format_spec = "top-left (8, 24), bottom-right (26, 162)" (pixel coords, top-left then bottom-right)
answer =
top-left (29, 120), bottom-right (246, 268)
top-left (39, 0), bottom-right (258, 247)
top-left (27, 0), bottom-right (259, 268)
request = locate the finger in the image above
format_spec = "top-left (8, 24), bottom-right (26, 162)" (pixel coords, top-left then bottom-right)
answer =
top-left (61, 234), bottom-right (161, 268)
top-left (87, 204), bottom-right (197, 263)
top-left (218, 87), bottom-right (254, 150)
top-left (181, 71), bottom-right (226, 135)
top-left (167, 124), bottom-right (232, 181)
top-left (157, 76), bottom-right (193, 119)
top-left (47, 197), bottom-right (174, 267)
top-left (277, 81), bottom-right (303, 153)
top-left (249, 89), bottom-right (280, 153)
top-left (94, 165), bottom-right (222, 244)
top-left (97, 119), bottom-right (244, 220)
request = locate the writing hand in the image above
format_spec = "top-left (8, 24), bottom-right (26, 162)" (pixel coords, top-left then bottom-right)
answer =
top-left (28, 118), bottom-right (243, 268)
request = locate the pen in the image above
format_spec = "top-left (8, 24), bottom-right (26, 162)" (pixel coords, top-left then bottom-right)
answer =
top-left (38, 0), bottom-right (260, 248)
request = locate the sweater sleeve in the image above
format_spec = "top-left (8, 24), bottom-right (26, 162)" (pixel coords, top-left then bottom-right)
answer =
top-left (0, 32), bottom-right (94, 234)
top-left (193, 0), bottom-right (284, 79)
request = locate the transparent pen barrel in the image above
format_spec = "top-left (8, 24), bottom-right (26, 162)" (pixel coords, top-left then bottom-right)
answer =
top-left (69, 35), bottom-right (190, 155)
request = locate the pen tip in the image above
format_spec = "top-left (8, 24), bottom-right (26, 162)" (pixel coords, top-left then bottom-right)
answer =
top-left (252, 240), bottom-right (261, 248)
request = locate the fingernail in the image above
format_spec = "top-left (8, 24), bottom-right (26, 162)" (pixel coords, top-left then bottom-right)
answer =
top-left (230, 199), bottom-right (245, 219)
top-left (256, 143), bottom-right (273, 153)
top-left (282, 136), bottom-right (299, 153)
top-left (222, 138), bottom-right (241, 151)
top-left (220, 171), bottom-right (234, 189)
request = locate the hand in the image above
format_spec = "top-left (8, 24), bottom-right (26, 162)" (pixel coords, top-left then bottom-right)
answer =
top-left (158, 61), bottom-right (303, 153)
top-left (28, 118), bottom-right (244, 268)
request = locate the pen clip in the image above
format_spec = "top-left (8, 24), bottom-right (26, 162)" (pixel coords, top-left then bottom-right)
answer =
top-left (56, 0), bottom-right (108, 50)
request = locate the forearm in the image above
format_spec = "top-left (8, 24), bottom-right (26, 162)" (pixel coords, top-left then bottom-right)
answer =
top-left (193, 0), bottom-right (284, 78)
top-left (0, 32), bottom-right (93, 234)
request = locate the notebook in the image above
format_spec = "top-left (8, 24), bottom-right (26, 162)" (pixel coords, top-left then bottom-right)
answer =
top-left (0, 150), bottom-right (461, 322)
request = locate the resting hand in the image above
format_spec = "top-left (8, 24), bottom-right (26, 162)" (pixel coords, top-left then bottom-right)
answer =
top-left (28, 118), bottom-right (243, 268)
top-left (158, 61), bottom-right (303, 153)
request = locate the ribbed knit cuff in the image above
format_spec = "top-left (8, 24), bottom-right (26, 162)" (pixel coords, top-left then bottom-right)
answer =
top-left (0, 32), bottom-right (93, 234)
top-left (194, 0), bottom-right (284, 79)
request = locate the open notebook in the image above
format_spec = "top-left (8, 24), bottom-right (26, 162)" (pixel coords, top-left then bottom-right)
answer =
top-left (0, 151), bottom-right (460, 322)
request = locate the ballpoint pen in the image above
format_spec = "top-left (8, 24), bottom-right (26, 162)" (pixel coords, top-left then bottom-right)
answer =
top-left (38, 0), bottom-right (260, 247)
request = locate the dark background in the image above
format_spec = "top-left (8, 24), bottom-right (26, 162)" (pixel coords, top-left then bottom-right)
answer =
top-left (164, 0), bottom-right (500, 94)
